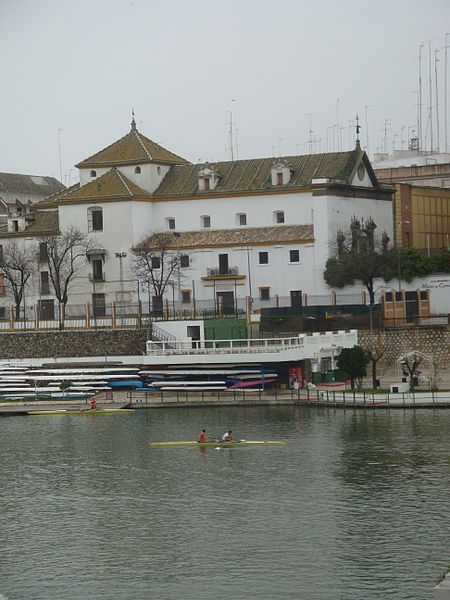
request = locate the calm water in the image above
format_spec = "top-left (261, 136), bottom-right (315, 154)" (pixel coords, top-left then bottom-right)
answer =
top-left (1, 406), bottom-right (449, 600)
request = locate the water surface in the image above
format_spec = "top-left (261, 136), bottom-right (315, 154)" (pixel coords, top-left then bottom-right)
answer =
top-left (1, 406), bottom-right (449, 599)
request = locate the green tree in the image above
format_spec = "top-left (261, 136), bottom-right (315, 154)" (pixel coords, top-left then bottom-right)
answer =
top-left (324, 250), bottom-right (391, 304)
top-left (336, 345), bottom-right (370, 389)
top-left (324, 247), bottom-right (450, 304)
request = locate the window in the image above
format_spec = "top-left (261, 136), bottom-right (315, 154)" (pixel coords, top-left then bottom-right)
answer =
top-left (0, 245), bottom-right (3, 265)
top-left (395, 292), bottom-right (403, 302)
top-left (90, 170), bottom-right (97, 178)
top-left (275, 210), bottom-right (285, 224)
top-left (0, 274), bottom-right (5, 296)
top-left (12, 220), bottom-right (19, 232)
top-left (419, 290), bottom-right (427, 300)
top-left (201, 215), bottom-right (211, 228)
top-left (180, 254), bottom-right (189, 268)
top-left (92, 293), bottom-right (106, 317)
top-left (39, 242), bottom-right (48, 263)
top-left (92, 259), bottom-right (104, 281)
top-left (134, 166), bottom-right (141, 174)
top-left (181, 290), bottom-right (191, 304)
top-left (88, 207), bottom-right (103, 232)
top-left (289, 249), bottom-right (300, 263)
top-left (237, 213), bottom-right (247, 226)
top-left (40, 272), bottom-right (50, 295)
top-left (276, 172), bottom-right (283, 185)
top-left (167, 218), bottom-right (176, 230)
top-left (203, 177), bottom-right (210, 190)
top-left (0, 306), bottom-right (6, 320)
top-left (259, 251), bottom-right (269, 265)
top-left (385, 292), bottom-right (393, 302)
top-left (260, 287), bottom-right (270, 301)
top-left (151, 256), bottom-right (161, 269)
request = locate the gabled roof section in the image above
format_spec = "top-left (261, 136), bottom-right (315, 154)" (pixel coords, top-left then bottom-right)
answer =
top-left (153, 149), bottom-right (376, 198)
top-left (37, 169), bottom-right (153, 207)
top-left (0, 210), bottom-right (59, 239)
top-left (140, 225), bottom-right (314, 250)
top-left (75, 125), bottom-right (189, 169)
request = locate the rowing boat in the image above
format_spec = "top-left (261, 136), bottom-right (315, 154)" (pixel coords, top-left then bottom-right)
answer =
top-left (27, 408), bottom-right (135, 415)
top-left (148, 440), bottom-right (287, 448)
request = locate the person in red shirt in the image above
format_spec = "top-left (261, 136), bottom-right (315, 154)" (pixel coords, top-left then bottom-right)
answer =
top-left (198, 429), bottom-right (207, 442)
top-left (90, 398), bottom-right (97, 410)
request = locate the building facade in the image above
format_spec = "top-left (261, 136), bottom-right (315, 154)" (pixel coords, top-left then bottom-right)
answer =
top-left (0, 120), bottom-right (393, 321)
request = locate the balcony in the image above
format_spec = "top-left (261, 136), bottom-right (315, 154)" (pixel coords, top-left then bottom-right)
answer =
top-left (206, 266), bottom-right (240, 277)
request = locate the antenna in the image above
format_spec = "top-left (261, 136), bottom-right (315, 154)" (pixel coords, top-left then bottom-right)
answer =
top-left (306, 113), bottom-right (314, 154)
top-left (57, 128), bottom-right (64, 183)
top-left (336, 98), bottom-right (340, 151)
top-left (418, 42), bottom-right (425, 151)
top-left (383, 119), bottom-right (391, 154)
top-left (428, 40), bottom-right (434, 152)
top-left (445, 33), bottom-right (450, 153)
top-left (365, 105), bottom-right (373, 155)
top-left (435, 49), bottom-right (440, 152)
top-left (226, 111), bottom-right (234, 161)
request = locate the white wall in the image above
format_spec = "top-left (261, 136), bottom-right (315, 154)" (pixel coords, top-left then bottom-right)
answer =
top-left (79, 164), bottom-right (171, 193)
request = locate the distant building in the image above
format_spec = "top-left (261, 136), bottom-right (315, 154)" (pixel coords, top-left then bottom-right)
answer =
top-left (373, 151), bottom-right (450, 189)
top-left (0, 172), bottom-right (65, 224)
top-left (393, 183), bottom-right (450, 252)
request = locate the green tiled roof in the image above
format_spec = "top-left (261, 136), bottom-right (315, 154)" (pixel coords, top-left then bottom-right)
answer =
top-left (37, 169), bottom-right (152, 207)
top-left (0, 210), bottom-right (59, 239)
top-left (154, 149), bottom-right (367, 197)
top-left (141, 225), bottom-right (314, 250)
top-left (34, 182), bottom-right (80, 208)
top-left (75, 128), bottom-right (189, 169)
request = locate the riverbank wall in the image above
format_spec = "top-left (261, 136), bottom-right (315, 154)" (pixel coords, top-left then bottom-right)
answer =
top-left (0, 326), bottom-right (448, 371)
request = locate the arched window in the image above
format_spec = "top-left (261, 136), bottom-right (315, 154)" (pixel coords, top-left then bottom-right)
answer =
top-left (134, 166), bottom-right (141, 174)
top-left (90, 170), bottom-right (97, 178)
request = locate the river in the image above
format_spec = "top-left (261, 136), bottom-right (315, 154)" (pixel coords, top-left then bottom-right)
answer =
top-left (1, 405), bottom-right (449, 600)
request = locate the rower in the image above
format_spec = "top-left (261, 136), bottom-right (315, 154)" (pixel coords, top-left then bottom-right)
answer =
top-left (198, 429), bottom-right (207, 442)
top-left (89, 398), bottom-right (97, 410)
top-left (222, 430), bottom-right (233, 442)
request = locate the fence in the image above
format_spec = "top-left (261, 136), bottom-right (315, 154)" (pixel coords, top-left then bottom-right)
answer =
top-left (127, 387), bottom-right (450, 407)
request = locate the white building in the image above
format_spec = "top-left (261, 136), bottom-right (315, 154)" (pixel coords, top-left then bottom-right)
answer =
top-left (0, 118), bottom-right (393, 320)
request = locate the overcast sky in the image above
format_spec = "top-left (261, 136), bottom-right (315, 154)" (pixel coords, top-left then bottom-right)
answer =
top-left (1, 0), bottom-right (449, 184)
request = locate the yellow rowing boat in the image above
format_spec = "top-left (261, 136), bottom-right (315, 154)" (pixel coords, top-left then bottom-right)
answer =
top-left (148, 440), bottom-right (287, 448)
top-left (28, 408), bottom-right (135, 415)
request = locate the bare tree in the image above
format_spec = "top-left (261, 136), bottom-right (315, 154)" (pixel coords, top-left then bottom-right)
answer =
top-left (38, 227), bottom-right (97, 326)
top-left (132, 231), bottom-right (187, 315)
top-left (0, 241), bottom-right (36, 319)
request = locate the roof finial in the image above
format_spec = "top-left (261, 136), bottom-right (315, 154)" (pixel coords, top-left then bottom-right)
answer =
top-left (131, 109), bottom-right (137, 132)
top-left (355, 114), bottom-right (361, 149)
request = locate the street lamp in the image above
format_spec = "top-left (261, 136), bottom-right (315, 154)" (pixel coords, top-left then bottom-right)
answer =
top-left (115, 252), bottom-right (127, 324)
top-left (397, 221), bottom-right (410, 291)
